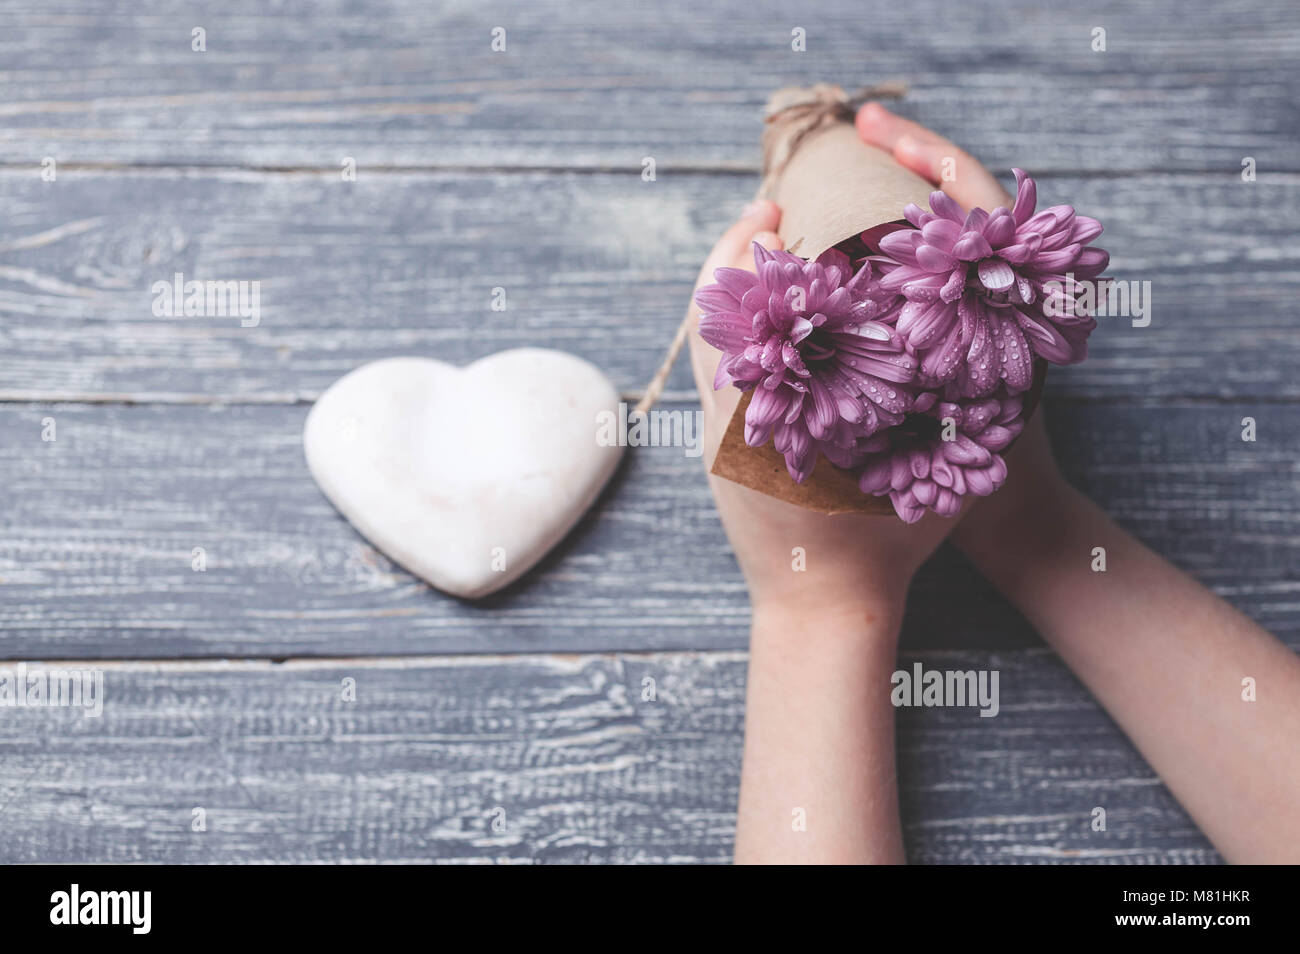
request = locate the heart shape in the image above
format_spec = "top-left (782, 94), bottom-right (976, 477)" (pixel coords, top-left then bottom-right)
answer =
top-left (304, 349), bottom-right (624, 598)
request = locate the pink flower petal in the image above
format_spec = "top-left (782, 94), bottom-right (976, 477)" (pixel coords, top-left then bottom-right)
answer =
top-left (698, 311), bottom-right (750, 353)
top-left (952, 232), bottom-right (994, 261)
top-left (916, 243), bottom-right (959, 271)
top-left (929, 191), bottom-right (965, 223)
top-left (1011, 169), bottom-right (1037, 225)
top-left (879, 228), bottom-right (922, 266)
top-left (977, 258), bottom-right (1015, 291)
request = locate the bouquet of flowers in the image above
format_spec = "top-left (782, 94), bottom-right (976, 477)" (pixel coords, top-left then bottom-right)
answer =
top-left (697, 85), bottom-right (1108, 522)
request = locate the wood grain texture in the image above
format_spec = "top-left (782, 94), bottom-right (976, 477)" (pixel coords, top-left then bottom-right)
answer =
top-left (0, 0), bottom-right (1295, 174)
top-left (0, 170), bottom-right (1296, 402)
top-left (1, 400), bottom-right (1294, 659)
top-left (0, 0), bottom-right (1291, 866)
top-left (0, 652), bottom-right (1219, 864)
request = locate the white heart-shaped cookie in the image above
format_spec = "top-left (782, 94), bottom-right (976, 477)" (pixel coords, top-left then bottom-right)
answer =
top-left (304, 349), bottom-right (624, 598)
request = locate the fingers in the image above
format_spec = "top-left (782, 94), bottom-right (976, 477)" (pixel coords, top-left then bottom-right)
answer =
top-left (855, 102), bottom-right (1012, 213)
top-left (687, 205), bottom-right (784, 462)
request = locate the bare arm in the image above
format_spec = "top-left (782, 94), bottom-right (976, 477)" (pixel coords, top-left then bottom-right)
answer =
top-left (686, 201), bottom-right (954, 864)
top-left (952, 418), bottom-right (1300, 863)
top-left (735, 601), bottom-right (906, 864)
top-left (857, 103), bottom-right (1300, 862)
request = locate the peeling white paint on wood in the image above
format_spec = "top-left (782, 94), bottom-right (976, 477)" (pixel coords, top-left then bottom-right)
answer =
top-left (0, 172), bottom-right (1295, 400)
top-left (0, 653), bottom-right (1221, 863)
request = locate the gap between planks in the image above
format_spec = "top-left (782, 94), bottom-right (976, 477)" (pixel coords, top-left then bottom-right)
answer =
top-left (0, 647), bottom-right (1054, 670)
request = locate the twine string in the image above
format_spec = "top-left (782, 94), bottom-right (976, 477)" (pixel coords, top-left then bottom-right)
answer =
top-left (633, 81), bottom-right (908, 416)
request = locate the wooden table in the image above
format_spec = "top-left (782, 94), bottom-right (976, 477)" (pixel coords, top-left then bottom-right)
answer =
top-left (1, 0), bottom-right (1295, 863)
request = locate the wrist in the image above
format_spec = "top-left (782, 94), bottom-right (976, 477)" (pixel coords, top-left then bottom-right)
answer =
top-left (953, 480), bottom-right (1092, 600)
top-left (748, 558), bottom-right (912, 615)
top-left (750, 587), bottom-right (906, 649)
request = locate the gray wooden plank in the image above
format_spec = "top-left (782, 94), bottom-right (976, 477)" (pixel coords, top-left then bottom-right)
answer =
top-left (0, 0), bottom-right (1295, 173)
top-left (0, 169), bottom-right (1296, 402)
top-left (1, 400), bottom-right (1295, 659)
top-left (0, 651), bottom-right (1220, 863)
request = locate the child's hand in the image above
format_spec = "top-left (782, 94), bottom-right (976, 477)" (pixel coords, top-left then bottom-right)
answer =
top-left (854, 104), bottom-right (1300, 862)
top-left (687, 204), bottom-right (935, 864)
top-left (854, 100), bottom-right (1015, 212)
top-left (853, 102), bottom-right (1072, 539)
top-left (685, 201), bottom-right (955, 625)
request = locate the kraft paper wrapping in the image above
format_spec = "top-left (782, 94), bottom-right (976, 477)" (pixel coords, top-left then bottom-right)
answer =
top-left (708, 84), bottom-right (1046, 516)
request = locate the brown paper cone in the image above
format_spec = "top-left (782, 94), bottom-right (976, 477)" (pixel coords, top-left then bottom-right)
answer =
top-left (709, 84), bottom-right (1047, 516)
top-left (768, 122), bottom-right (933, 260)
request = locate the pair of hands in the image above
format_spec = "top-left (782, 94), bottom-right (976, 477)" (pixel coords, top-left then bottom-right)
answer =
top-left (686, 104), bottom-right (1066, 621)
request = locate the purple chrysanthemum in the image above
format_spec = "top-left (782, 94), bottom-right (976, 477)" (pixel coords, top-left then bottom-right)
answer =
top-left (695, 243), bottom-right (917, 482)
top-left (857, 388), bottom-right (1025, 523)
top-left (875, 169), bottom-right (1108, 397)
